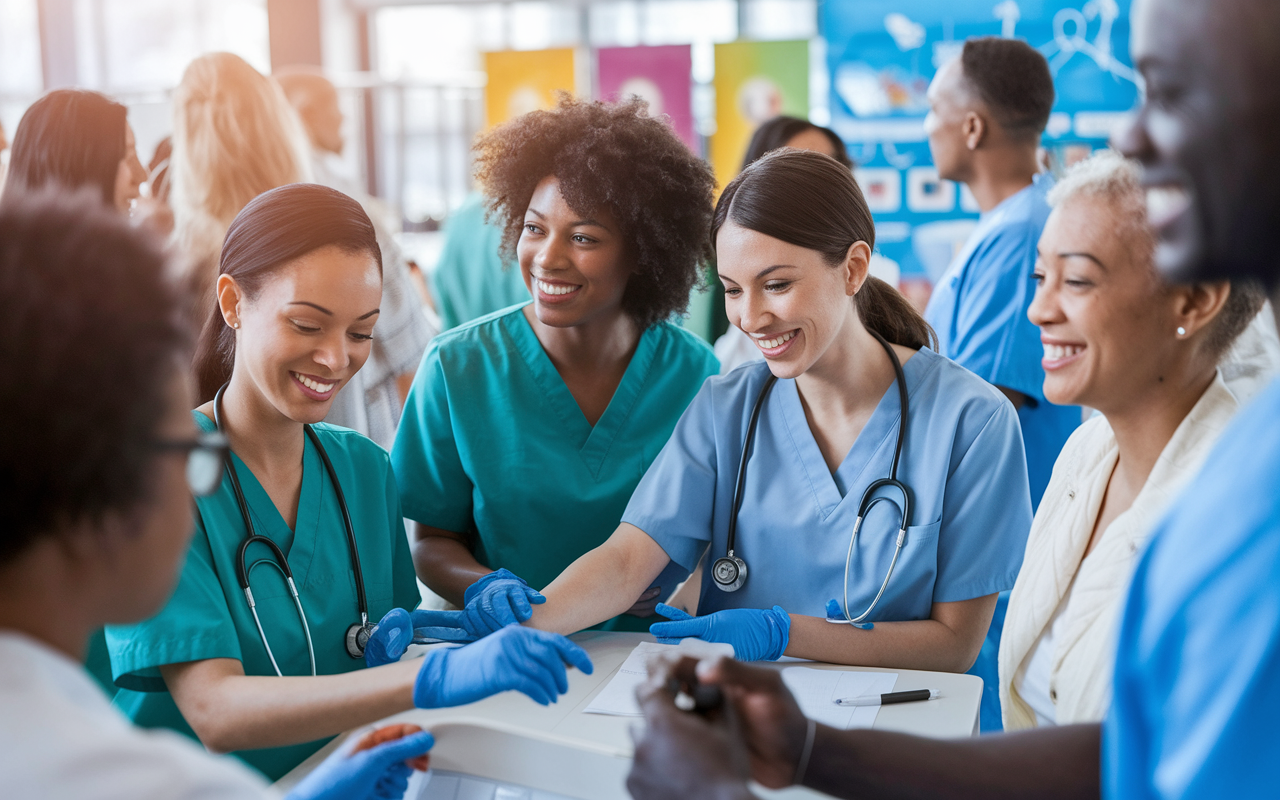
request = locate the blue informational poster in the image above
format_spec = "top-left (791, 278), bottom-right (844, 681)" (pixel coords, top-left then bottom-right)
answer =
top-left (822, 0), bottom-right (1139, 280)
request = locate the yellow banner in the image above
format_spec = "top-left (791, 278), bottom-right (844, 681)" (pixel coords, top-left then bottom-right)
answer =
top-left (483, 48), bottom-right (577, 129)
top-left (711, 40), bottom-right (810, 189)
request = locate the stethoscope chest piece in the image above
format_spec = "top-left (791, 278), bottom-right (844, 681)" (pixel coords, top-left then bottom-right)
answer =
top-left (345, 621), bottom-right (375, 659)
top-left (712, 553), bottom-right (748, 592)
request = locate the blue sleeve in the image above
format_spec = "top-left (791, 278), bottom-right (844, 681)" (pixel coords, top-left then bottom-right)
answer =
top-left (621, 380), bottom-right (719, 572)
top-left (390, 343), bottom-right (474, 533)
top-left (932, 400), bottom-right (1032, 603)
top-left (1105, 501), bottom-right (1280, 799)
top-left (949, 224), bottom-right (1045, 402)
top-left (104, 511), bottom-right (242, 692)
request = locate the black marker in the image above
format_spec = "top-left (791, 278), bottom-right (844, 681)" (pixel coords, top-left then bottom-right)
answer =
top-left (834, 688), bottom-right (939, 707)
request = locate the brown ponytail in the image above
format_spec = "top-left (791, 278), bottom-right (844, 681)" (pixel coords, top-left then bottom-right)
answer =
top-left (712, 148), bottom-right (937, 352)
top-left (191, 183), bottom-right (381, 403)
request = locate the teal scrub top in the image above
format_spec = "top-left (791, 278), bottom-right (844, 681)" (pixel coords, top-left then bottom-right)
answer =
top-left (391, 304), bottom-right (719, 630)
top-left (1105, 377), bottom-right (1280, 799)
top-left (104, 412), bottom-right (420, 781)
top-left (429, 193), bottom-right (529, 331)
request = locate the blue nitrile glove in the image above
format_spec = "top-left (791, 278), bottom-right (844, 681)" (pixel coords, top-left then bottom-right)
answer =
top-left (649, 603), bottom-right (791, 662)
top-left (413, 624), bottom-right (593, 708)
top-left (825, 599), bottom-right (874, 630)
top-left (285, 729), bottom-right (434, 800)
top-left (364, 608), bottom-right (477, 667)
top-left (460, 568), bottom-right (545, 637)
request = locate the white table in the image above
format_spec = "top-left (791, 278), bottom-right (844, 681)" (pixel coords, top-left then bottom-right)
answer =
top-left (277, 632), bottom-right (983, 799)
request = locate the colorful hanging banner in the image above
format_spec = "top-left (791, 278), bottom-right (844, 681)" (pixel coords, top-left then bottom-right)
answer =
top-left (483, 48), bottom-right (577, 129)
top-left (597, 45), bottom-right (696, 151)
top-left (711, 40), bottom-right (810, 187)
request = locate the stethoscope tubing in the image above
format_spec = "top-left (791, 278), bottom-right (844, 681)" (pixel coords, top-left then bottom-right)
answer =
top-left (213, 383), bottom-right (368, 676)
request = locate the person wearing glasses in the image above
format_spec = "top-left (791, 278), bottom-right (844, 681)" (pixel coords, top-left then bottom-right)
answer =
top-left (0, 189), bottom-right (442, 799)
top-left (105, 183), bottom-right (591, 781)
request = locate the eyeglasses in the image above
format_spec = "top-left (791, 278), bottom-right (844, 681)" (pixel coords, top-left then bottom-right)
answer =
top-left (153, 432), bottom-right (229, 497)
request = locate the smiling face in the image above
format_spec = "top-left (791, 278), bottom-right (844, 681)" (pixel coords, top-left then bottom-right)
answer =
top-left (221, 244), bottom-right (381, 424)
top-left (1117, 0), bottom-right (1280, 285)
top-left (517, 175), bottom-right (632, 329)
top-left (717, 220), bottom-right (867, 380)
top-left (1028, 196), bottom-right (1180, 410)
top-left (113, 123), bottom-right (146, 212)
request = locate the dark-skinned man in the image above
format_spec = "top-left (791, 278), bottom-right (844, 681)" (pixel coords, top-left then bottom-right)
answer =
top-left (628, 0), bottom-right (1280, 797)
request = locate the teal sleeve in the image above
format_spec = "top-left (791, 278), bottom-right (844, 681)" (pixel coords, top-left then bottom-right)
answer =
top-left (104, 511), bottom-right (243, 692)
top-left (385, 457), bottom-right (423, 612)
top-left (390, 343), bottom-right (475, 533)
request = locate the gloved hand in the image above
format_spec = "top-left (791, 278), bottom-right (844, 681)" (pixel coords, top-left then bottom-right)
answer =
top-left (364, 608), bottom-right (476, 668)
top-left (414, 624), bottom-right (593, 708)
top-left (284, 728), bottom-right (434, 800)
top-left (649, 603), bottom-right (791, 662)
top-left (460, 568), bottom-right (545, 637)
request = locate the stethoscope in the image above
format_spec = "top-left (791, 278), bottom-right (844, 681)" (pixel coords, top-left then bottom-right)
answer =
top-left (711, 330), bottom-right (913, 627)
top-left (213, 384), bottom-right (375, 676)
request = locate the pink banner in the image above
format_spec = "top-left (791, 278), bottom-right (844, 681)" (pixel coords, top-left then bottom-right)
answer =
top-left (597, 45), bottom-right (696, 151)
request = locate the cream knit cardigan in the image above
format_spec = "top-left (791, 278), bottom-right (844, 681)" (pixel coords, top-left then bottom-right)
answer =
top-left (998, 374), bottom-right (1240, 729)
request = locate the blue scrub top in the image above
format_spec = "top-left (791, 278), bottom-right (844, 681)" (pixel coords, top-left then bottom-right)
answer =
top-left (392, 303), bottom-right (719, 629)
top-left (105, 413), bottom-right (421, 781)
top-left (924, 174), bottom-right (1079, 510)
top-left (624, 351), bottom-right (1032, 621)
top-left (1105, 377), bottom-right (1280, 799)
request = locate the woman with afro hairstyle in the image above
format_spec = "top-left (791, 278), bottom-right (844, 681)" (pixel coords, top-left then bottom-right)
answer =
top-left (391, 96), bottom-right (719, 634)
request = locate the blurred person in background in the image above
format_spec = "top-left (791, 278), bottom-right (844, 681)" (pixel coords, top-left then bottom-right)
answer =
top-left (169, 52), bottom-right (312, 320)
top-left (276, 66), bottom-right (434, 449)
top-left (999, 150), bottom-right (1272, 731)
top-left (921, 37), bottom-right (1076, 729)
top-left (0, 88), bottom-right (146, 214)
top-left (428, 192), bottom-right (529, 332)
top-left (0, 189), bottom-right (435, 800)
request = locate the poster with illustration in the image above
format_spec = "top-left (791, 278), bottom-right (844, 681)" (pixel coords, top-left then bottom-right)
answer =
top-left (597, 45), bottom-right (696, 151)
top-left (823, 0), bottom-right (1139, 281)
top-left (483, 48), bottom-right (577, 129)
top-left (711, 40), bottom-right (810, 187)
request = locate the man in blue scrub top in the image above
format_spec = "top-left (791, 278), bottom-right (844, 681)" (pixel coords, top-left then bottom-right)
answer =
top-left (624, 1), bottom-right (1280, 797)
top-left (923, 38), bottom-right (1080, 730)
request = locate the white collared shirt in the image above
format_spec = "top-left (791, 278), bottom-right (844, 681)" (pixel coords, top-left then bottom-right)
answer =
top-left (0, 631), bottom-right (271, 799)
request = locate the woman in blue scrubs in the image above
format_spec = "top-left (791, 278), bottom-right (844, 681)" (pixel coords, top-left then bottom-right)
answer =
top-left (525, 149), bottom-right (1033, 670)
top-left (392, 97), bottom-right (719, 633)
top-left (105, 184), bottom-right (590, 780)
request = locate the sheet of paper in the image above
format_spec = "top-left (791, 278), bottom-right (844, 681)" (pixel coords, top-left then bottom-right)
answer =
top-left (582, 641), bottom-right (734, 717)
top-left (781, 667), bottom-right (898, 729)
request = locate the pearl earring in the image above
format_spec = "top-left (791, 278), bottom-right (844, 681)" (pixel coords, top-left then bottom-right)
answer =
top-left (1177, 326), bottom-right (1187, 337)
top-left (231, 321), bottom-right (240, 329)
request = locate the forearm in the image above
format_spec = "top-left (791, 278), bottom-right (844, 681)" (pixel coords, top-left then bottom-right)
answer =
top-left (410, 522), bottom-right (490, 606)
top-left (785, 614), bottom-right (983, 673)
top-left (164, 659), bottom-right (421, 753)
top-left (803, 723), bottom-right (1100, 800)
top-left (529, 523), bottom-right (671, 635)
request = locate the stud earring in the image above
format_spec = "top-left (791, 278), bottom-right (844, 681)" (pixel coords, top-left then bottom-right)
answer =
top-left (1177, 326), bottom-right (1187, 337)
top-left (231, 321), bottom-right (240, 329)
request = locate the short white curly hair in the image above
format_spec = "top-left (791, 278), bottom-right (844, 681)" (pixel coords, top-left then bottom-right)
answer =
top-left (1046, 148), bottom-right (1155, 269)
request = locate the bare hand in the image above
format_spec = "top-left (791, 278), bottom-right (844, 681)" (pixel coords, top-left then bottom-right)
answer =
top-left (694, 656), bottom-right (811, 789)
top-left (625, 586), bottom-right (663, 618)
top-left (627, 657), bottom-right (755, 800)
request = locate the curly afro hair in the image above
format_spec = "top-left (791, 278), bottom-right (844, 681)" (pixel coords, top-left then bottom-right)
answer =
top-left (473, 95), bottom-right (716, 329)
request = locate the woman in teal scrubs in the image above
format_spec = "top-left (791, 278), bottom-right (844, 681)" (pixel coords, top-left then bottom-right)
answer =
top-left (392, 97), bottom-right (719, 633)
top-left (105, 184), bottom-right (590, 781)
top-left (519, 150), bottom-right (1032, 671)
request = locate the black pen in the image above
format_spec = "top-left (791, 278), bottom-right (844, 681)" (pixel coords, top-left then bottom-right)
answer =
top-left (834, 688), bottom-right (939, 707)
